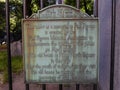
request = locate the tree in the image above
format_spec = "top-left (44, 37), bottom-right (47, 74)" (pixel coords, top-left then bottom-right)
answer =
top-left (25, 0), bottom-right (56, 17)
top-left (65, 0), bottom-right (94, 15)
top-left (0, 1), bottom-right (6, 36)
top-left (0, 0), bottom-right (23, 41)
top-left (0, 1), bottom-right (6, 44)
top-left (25, 0), bottom-right (94, 16)
top-left (9, 0), bottom-right (23, 41)
top-left (0, 0), bottom-right (94, 42)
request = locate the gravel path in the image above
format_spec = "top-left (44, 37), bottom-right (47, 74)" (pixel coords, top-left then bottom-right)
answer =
top-left (0, 72), bottom-right (76, 90)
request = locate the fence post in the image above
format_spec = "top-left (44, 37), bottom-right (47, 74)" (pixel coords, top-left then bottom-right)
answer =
top-left (55, 1), bottom-right (64, 90)
top-left (94, 0), bottom-right (98, 17)
top-left (93, 1), bottom-right (98, 90)
top-left (110, 0), bottom-right (116, 90)
top-left (93, 84), bottom-right (97, 90)
top-left (76, 0), bottom-right (80, 9)
top-left (42, 84), bottom-right (46, 90)
top-left (40, 0), bottom-right (43, 9)
top-left (76, 84), bottom-right (79, 90)
top-left (6, 0), bottom-right (13, 90)
top-left (56, 0), bottom-right (62, 4)
top-left (26, 84), bottom-right (29, 90)
top-left (23, 0), bottom-right (30, 89)
top-left (23, 0), bottom-right (26, 18)
top-left (59, 84), bottom-right (63, 90)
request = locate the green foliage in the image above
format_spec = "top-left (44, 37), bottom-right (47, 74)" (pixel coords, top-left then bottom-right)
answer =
top-left (26, 0), bottom-right (93, 15)
top-left (65, 0), bottom-right (76, 7)
top-left (65, 0), bottom-right (94, 15)
top-left (30, 0), bottom-right (56, 13)
top-left (0, 2), bottom-right (5, 33)
top-left (0, 0), bottom-right (23, 41)
top-left (9, 0), bottom-right (23, 41)
top-left (0, 51), bottom-right (7, 72)
top-left (43, 0), bottom-right (56, 7)
top-left (0, 0), bottom-right (94, 41)
top-left (31, 0), bottom-right (40, 13)
top-left (0, 50), bottom-right (23, 83)
top-left (3, 71), bottom-right (8, 83)
top-left (12, 56), bottom-right (23, 73)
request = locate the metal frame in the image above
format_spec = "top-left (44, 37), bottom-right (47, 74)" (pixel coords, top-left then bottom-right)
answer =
top-left (5, 0), bottom-right (101, 90)
top-left (110, 0), bottom-right (116, 90)
top-left (76, 1), bottom-right (80, 90)
top-left (22, 17), bottom-right (98, 90)
top-left (94, 0), bottom-right (98, 17)
top-left (6, 0), bottom-right (13, 90)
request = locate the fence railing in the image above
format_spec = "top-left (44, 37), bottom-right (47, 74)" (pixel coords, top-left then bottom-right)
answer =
top-left (6, 0), bottom-right (112, 90)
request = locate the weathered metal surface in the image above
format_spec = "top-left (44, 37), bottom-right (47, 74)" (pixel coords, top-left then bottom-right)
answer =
top-left (22, 5), bottom-right (98, 84)
top-left (98, 0), bottom-right (112, 90)
top-left (22, 19), bottom-right (98, 84)
top-left (29, 5), bottom-right (90, 19)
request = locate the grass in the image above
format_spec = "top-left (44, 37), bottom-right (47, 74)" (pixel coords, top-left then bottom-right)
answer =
top-left (0, 48), bottom-right (23, 83)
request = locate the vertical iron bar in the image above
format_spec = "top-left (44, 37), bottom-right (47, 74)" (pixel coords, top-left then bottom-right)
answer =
top-left (94, 0), bottom-right (98, 17)
top-left (56, 0), bottom-right (58, 4)
top-left (56, 0), bottom-right (62, 5)
top-left (110, 0), bottom-right (116, 89)
top-left (76, 0), bottom-right (80, 90)
top-left (23, 0), bottom-right (26, 18)
top-left (6, 0), bottom-right (13, 90)
top-left (56, 1), bottom-right (63, 89)
top-left (40, 1), bottom-right (46, 89)
top-left (59, 84), bottom-right (63, 90)
top-left (56, 0), bottom-right (63, 89)
top-left (40, 0), bottom-right (43, 9)
top-left (26, 84), bottom-right (29, 90)
top-left (23, 0), bottom-right (29, 89)
top-left (76, 0), bottom-right (80, 9)
top-left (96, 0), bottom-right (98, 17)
top-left (62, 0), bottom-right (64, 4)
top-left (42, 84), bottom-right (46, 90)
top-left (93, 84), bottom-right (97, 90)
top-left (76, 84), bottom-right (79, 90)
top-left (55, 1), bottom-right (63, 90)
top-left (93, 1), bottom-right (98, 90)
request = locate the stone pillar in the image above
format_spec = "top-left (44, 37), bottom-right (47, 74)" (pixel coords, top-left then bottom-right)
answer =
top-left (98, 0), bottom-right (112, 90)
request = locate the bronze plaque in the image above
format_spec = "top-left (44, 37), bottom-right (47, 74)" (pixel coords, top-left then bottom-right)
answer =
top-left (22, 5), bottom-right (99, 84)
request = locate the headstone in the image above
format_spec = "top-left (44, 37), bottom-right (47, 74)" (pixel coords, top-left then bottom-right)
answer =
top-left (11, 40), bottom-right (22, 56)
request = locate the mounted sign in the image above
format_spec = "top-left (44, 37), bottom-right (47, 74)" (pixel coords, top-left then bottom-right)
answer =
top-left (22, 5), bottom-right (99, 84)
